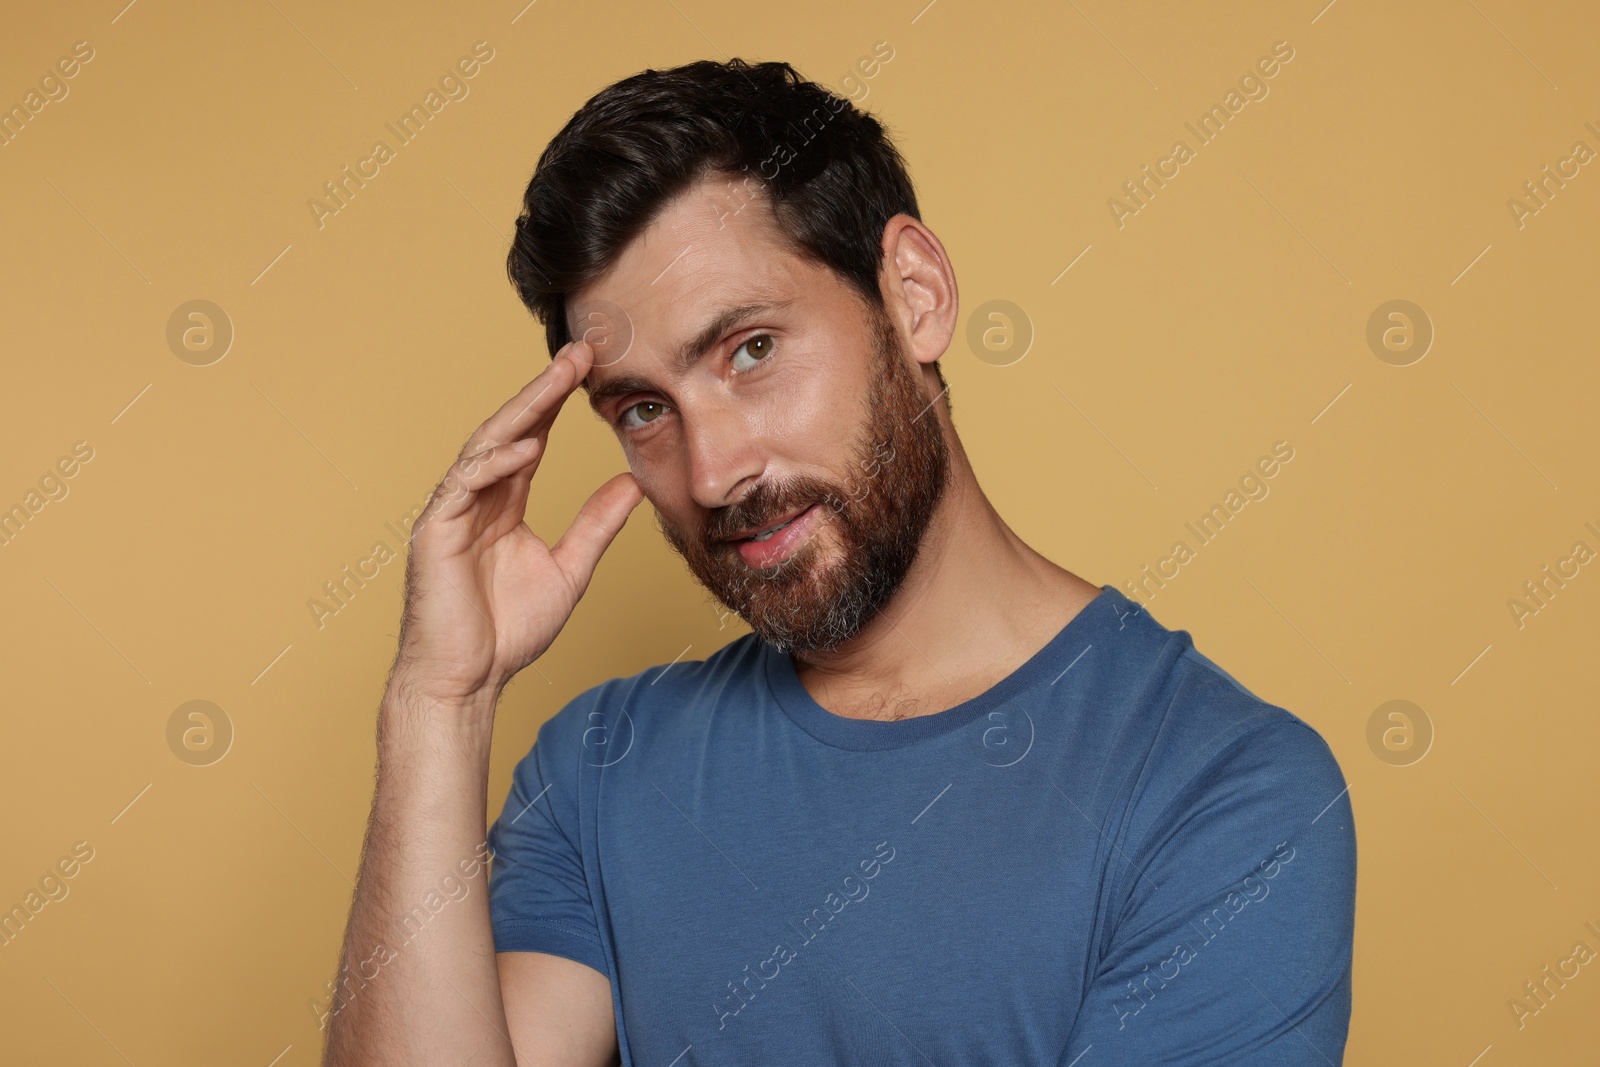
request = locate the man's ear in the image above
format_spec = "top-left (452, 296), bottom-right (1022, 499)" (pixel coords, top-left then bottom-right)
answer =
top-left (879, 214), bottom-right (958, 370)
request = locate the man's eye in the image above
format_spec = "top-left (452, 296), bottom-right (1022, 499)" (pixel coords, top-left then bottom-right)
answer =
top-left (731, 333), bottom-right (776, 372)
top-left (614, 335), bottom-right (775, 432)
top-left (618, 400), bottom-right (667, 431)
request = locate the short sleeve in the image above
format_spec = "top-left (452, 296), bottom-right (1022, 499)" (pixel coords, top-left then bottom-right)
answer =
top-left (1063, 719), bottom-right (1357, 1065)
top-left (486, 687), bottom-right (611, 979)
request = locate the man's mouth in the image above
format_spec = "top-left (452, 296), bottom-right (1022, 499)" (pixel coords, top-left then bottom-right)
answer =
top-left (747, 512), bottom-right (804, 542)
top-left (729, 503), bottom-right (824, 568)
top-left (727, 503), bottom-right (812, 543)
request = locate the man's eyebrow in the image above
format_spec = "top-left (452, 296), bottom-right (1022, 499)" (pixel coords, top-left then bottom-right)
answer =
top-left (584, 298), bottom-right (796, 415)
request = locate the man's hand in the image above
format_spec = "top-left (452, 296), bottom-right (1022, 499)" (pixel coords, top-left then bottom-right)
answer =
top-left (391, 337), bottom-right (643, 707)
top-left (324, 339), bottom-right (638, 1067)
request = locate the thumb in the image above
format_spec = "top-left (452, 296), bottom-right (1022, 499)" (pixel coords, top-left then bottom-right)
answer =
top-left (550, 472), bottom-right (644, 593)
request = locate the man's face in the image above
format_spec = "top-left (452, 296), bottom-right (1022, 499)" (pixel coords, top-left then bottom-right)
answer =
top-left (570, 171), bottom-right (950, 653)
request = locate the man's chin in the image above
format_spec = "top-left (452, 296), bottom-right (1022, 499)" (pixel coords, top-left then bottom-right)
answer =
top-left (706, 553), bottom-right (864, 650)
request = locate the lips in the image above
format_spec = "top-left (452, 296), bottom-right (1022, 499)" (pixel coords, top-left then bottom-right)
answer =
top-left (734, 502), bottom-right (823, 569)
top-left (725, 503), bottom-right (812, 543)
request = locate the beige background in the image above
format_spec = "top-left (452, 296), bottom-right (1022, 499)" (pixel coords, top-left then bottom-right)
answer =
top-left (2, 0), bottom-right (1597, 1063)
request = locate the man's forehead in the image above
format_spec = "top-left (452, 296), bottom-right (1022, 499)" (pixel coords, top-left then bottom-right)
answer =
top-left (568, 170), bottom-right (800, 317)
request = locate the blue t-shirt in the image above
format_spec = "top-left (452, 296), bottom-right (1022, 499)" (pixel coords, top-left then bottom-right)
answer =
top-left (487, 585), bottom-right (1356, 1065)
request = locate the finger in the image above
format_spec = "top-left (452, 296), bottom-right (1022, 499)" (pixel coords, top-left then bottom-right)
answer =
top-left (464, 341), bottom-right (594, 456)
top-left (498, 428), bottom-right (544, 522)
top-left (463, 347), bottom-right (577, 457)
top-left (549, 472), bottom-right (645, 597)
top-left (425, 437), bottom-right (547, 525)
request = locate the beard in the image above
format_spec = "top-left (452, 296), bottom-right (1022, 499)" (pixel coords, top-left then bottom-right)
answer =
top-left (655, 302), bottom-right (951, 654)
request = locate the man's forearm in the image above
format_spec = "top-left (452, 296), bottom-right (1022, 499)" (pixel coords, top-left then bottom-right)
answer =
top-left (324, 680), bottom-right (516, 1066)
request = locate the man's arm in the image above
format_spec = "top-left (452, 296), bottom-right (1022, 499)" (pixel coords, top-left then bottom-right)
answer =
top-left (500, 952), bottom-right (617, 1063)
top-left (323, 680), bottom-right (616, 1065)
top-left (321, 338), bottom-right (641, 1065)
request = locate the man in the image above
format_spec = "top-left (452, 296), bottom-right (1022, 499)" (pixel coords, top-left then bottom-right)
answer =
top-left (324, 58), bottom-right (1355, 1066)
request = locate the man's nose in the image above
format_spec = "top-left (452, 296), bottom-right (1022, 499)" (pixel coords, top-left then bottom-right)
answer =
top-left (683, 395), bottom-right (763, 513)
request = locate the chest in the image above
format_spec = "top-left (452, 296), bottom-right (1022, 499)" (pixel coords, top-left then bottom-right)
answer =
top-left (582, 732), bottom-right (1117, 1064)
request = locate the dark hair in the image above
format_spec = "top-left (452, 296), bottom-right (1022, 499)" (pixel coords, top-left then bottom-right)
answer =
top-left (504, 57), bottom-right (948, 397)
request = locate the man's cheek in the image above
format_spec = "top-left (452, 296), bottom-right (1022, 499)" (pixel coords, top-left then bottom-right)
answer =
top-left (627, 466), bottom-right (672, 513)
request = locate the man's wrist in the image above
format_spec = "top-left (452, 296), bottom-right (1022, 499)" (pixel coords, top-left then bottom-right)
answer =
top-left (384, 656), bottom-right (503, 712)
top-left (380, 671), bottom-right (501, 754)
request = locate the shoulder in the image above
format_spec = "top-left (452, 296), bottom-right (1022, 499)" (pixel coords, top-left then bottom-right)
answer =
top-left (1147, 644), bottom-right (1345, 810)
top-left (1101, 598), bottom-right (1352, 863)
top-left (1091, 607), bottom-right (1356, 959)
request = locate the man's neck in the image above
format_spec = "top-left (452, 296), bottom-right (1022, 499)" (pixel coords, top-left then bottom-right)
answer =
top-left (790, 434), bottom-right (1103, 722)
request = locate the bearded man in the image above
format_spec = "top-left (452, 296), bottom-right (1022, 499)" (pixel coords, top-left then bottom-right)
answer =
top-left (324, 57), bottom-right (1356, 1067)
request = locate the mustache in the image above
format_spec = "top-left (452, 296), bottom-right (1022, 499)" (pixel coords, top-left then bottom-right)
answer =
top-left (706, 483), bottom-right (830, 544)
top-left (697, 436), bottom-right (896, 545)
